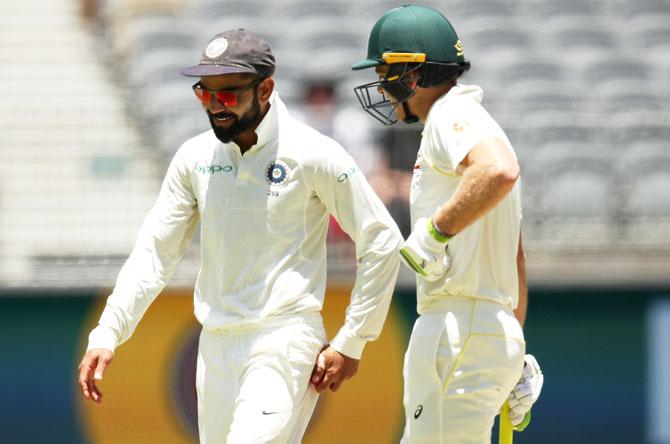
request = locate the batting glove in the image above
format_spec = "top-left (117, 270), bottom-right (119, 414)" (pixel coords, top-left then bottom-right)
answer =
top-left (507, 354), bottom-right (543, 431)
top-left (399, 217), bottom-right (450, 282)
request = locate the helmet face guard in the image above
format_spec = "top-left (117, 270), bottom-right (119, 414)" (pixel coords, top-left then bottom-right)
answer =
top-left (354, 60), bottom-right (469, 126)
top-left (353, 63), bottom-right (421, 126)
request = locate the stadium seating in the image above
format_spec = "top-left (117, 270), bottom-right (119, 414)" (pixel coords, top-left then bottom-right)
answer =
top-left (2, 0), bottom-right (670, 286)
top-left (0, 0), bottom-right (162, 286)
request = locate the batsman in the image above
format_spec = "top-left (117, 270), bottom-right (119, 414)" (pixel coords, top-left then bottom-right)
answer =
top-left (352, 5), bottom-right (543, 443)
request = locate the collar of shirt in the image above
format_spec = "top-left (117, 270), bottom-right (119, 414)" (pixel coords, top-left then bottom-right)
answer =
top-left (247, 91), bottom-right (283, 153)
top-left (446, 83), bottom-right (484, 103)
top-left (424, 83), bottom-right (485, 129)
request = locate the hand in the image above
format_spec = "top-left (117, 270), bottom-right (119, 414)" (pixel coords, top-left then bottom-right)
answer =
top-left (78, 348), bottom-right (114, 405)
top-left (399, 217), bottom-right (450, 281)
top-left (310, 345), bottom-right (359, 393)
top-left (507, 354), bottom-right (543, 430)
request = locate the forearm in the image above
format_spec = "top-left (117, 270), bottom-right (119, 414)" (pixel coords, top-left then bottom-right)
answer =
top-left (89, 206), bottom-right (199, 351)
top-left (88, 237), bottom-right (187, 351)
top-left (318, 151), bottom-right (403, 358)
top-left (332, 235), bottom-right (401, 359)
top-left (433, 160), bottom-right (518, 236)
top-left (88, 146), bottom-right (199, 351)
top-left (515, 233), bottom-right (527, 326)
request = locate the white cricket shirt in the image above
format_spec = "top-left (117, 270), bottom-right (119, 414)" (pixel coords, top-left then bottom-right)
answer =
top-left (88, 93), bottom-right (402, 359)
top-left (410, 84), bottom-right (522, 313)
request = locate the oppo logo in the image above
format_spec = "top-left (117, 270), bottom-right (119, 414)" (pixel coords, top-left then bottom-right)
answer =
top-left (195, 164), bottom-right (234, 174)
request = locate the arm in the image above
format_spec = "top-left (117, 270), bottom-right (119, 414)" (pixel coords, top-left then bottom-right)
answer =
top-left (432, 137), bottom-right (520, 236)
top-left (308, 143), bottom-right (403, 392)
top-left (400, 137), bottom-right (520, 277)
top-left (508, 234), bottom-right (543, 430)
top-left (78, 147), bottom-right (199, 403)
top-left (429, 137), bottom-right (527, 323)
top-left (515, 232), bottom-right (527, 327)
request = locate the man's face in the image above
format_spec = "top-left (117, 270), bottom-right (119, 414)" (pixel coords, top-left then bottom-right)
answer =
top-left (198, 74), bottom-right (262, 143)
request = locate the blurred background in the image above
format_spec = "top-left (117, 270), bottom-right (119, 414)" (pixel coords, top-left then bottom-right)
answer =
top-left (1, 0), bottom-right (669, 443)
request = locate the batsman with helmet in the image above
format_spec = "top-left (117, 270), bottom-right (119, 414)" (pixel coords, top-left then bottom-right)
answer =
top-left (352, 5), bottom-right (543, 443)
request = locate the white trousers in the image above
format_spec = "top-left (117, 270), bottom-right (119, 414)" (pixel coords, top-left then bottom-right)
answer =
top-left (196, 313), bottom-right (327, 444)
top-left (401, 297), bottom-right (525, 444)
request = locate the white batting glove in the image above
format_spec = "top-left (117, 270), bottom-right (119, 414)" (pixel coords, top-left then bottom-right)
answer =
top-left (507, 354), bottom-right (543, 431)
top-left (399, 217), bottom-right (450, 282)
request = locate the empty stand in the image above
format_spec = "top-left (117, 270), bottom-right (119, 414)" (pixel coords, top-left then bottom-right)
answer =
top-left (2, 0), bottom-right (670, 286)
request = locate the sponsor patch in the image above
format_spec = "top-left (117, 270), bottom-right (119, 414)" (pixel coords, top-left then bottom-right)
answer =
top-left (195, 164), bottom-right (234, 174)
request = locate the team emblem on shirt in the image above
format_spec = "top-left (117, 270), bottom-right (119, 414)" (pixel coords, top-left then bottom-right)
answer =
top-left (452, 121), bottom-right (466, 132)
top-left (205, 37), bottom-right (228, 59)
top-left (265, 160), bottom-right (290, 186)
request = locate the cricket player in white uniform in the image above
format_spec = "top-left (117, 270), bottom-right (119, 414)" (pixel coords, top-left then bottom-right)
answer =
top-left (77, 29), bottom-right (403, 443)
top-left (352, 6), bottom-right (544, 443)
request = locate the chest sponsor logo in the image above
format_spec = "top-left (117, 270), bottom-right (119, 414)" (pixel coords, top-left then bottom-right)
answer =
top-left (194, 164), bottom-right (234, 174)
top-left (265, 160), bottom-right (291, 186)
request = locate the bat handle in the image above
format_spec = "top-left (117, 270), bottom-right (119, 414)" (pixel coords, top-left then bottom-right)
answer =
top-left (499, 401), bottom-right (514, 444)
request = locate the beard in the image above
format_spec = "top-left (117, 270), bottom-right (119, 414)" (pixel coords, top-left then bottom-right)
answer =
top-left (207, 92), bottom-right (262, 144)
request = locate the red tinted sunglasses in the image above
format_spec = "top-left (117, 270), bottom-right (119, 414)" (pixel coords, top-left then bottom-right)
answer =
top-left (192, 80), bottom-right (260, 106)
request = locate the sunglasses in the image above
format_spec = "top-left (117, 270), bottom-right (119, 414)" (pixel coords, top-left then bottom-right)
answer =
top-left (192, 80), bottom-right (260, 106)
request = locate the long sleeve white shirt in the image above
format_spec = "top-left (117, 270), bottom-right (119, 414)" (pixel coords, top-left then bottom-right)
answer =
top-left (88, 93), bottom-right (402, 359)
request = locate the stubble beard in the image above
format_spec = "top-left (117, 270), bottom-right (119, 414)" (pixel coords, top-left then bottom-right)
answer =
top-left (207, 91), bottom-right (262, 144)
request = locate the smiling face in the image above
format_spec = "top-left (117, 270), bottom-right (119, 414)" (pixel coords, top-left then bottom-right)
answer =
top-left (197, 73), bottom-right (273, 145)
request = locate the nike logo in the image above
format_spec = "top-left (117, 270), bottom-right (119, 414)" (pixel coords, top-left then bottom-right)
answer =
top-left (262, 410), bottom-right (279, 415)
top-left (414, 404), bottom-right (423, 419)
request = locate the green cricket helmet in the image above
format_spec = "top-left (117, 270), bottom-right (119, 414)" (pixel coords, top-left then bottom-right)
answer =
top-left (352, 5), bottom-right (471, 125)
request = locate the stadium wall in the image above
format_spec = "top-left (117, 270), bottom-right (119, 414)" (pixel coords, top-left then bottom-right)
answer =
top-left (0, 287), bottom-right (667, 444)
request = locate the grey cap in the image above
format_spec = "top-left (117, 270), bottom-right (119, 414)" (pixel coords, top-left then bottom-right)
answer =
top-left (182, 29), bottom-right (275, 78)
